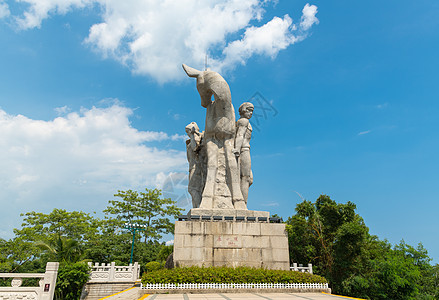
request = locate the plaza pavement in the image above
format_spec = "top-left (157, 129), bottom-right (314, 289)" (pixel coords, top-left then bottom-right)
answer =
top-left (141, 292), bottom-right (361, 300)
top-left (100, 287), bottom-right (364, 300)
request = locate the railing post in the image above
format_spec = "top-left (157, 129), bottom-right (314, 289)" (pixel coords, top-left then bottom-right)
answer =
top-left (109, 262), bottom-right (115, 282)
top-left (40, 262), bottom-right (59, 300)
top-left (133, 262), bottom-right (139, 281)
top-left (308, 263), bottom-right (313, 274)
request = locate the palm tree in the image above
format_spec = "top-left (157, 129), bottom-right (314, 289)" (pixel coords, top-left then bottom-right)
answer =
top-left (36, 235), bottom-right (83, 263)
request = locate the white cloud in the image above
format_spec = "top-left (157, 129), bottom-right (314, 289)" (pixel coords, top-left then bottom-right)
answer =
top-left (375, 103), bottom-right (389, 109)
top-left (300, 3), bottom-right (319, 31)
top-left (54, 105), bottom-right (71, 115)
top-left (358, 130), bottom-right (371, 136)
top-left (0, 0), bottom-right (10, 18)
top-left (165, 239), bottom-right (174, 246)
top-left (0, 104), bottom-right (187, 239)
top-left (15, 0), bottom-right (93, 29)
top-left (262, 201), bottom-right (279, 207)
top-left (13, 0), bottom-right (318, 83)
top-left (217, 14), bottom-right (299, 69)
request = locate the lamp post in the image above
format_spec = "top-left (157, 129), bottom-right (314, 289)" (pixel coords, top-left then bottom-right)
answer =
top-left (124, 223), bottom-right (146, 265)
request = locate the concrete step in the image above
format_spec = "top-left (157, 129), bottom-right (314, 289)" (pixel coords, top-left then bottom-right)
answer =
top-left (101, 286), bottom-right (141, 300)
top-left (80, 282), bottom-right (137, 300)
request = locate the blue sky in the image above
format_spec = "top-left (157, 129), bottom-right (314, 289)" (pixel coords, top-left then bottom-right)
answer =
top-left (1, 0), bottom-right (439, 262)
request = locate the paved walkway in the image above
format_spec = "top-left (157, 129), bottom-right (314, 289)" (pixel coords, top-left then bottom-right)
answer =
top-left (99, 286), bottom-right (141, 300)
top-left (142, 293), bottom-right (359, 299)
top-left (99, 287), bottom-right (363, 300)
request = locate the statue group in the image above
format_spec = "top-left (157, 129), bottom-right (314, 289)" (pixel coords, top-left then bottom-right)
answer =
top-left (174, 64), bottom-right (290, 271)
top-left (183, 64), bottom-right (253, 211)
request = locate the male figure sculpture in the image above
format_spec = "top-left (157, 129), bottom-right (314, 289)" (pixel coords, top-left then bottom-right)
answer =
top-left (185, 122), bottom-right (206, 208)
top-left (233, 102), bottom-right (254, 204)
top-left (182, 64), bottom-right (246, 210)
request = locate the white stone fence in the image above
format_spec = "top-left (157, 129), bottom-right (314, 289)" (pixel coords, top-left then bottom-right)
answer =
top-left (0, 262), bottom-right (59, 300)
top-left (141, 282), bottom-right (328, 290)
top-left (87, 262), bottom-right (140, 283)
top-left (290, 263), bottom-right (313, 274)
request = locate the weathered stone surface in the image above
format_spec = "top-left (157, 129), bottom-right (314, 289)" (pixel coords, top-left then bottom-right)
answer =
top-left (269, 235), bottom-right (289, 249)
top-left (261, 223), bottom-right (286, 236)
top-left (183, 64), bottom-right (245, 210)
top-left (164, 253), bottom-right (174, 269)
top-left (233, 102), bottom-right (254, 205)
top-left (188, 208), bottom-right (269, 218)
top-left (232, 222), bottom-right (261, 236)
top-left (206, 222), bottom-right (234, 235)
top-left (174, 220), bottom-right (289, 270)
top-left (213, 235), bottom-right (242, 248)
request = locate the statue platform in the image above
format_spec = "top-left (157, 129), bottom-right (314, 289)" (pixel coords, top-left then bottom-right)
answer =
top-left (173, 210), bottom-right (289, 270)
top-left (187, 208), bottom-right (269, 218)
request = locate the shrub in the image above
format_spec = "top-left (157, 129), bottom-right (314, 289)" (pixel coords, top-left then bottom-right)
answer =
top-left (145, 261), bottom-right (162, 272)
top-left (142, 266), bottom-right (327, 284)
top-left (55, 262), bottom-right (90, 300)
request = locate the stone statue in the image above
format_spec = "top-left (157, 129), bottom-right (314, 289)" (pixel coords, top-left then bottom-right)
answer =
top-left (185, 122), bottom-right (206, 208)
top-left (233, 102), bottom-right (254, 204)
top-left (182, 64), bottom-right (246, 210)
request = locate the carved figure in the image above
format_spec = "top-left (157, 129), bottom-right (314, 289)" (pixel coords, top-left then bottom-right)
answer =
top-left (183, 64), bottom-right (246, 210)
top-left (233, 102), bottom-right (254, 204)
top-left (185, 122), bottom-right (206, 208)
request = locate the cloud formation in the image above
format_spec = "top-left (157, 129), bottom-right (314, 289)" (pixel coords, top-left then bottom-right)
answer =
top-left (0, 0), bottom-right (9, 18)
top-left (12, 0), bottom-right (318, 83)
top-left (358, 130), bottom-right (371, 136)
top-left (0, 104), bottom-right (186, 238)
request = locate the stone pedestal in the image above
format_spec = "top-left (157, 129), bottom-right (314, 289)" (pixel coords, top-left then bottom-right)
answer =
top-left (173, 212), bottom-right (289, 270)
top-left (188, 208), bottom-right (269, 218)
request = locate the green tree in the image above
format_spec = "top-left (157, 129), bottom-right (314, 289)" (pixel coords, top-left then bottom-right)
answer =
top-left (341, 240), bottom-right (425, 299)
top-left (287, 195), bottom-right (437, 299)
top-left (55, 262), bottom-right (90, 300)
top-left (286, 195), bottom-right (368, 284)
top-left (14, 209), bottom-right (101, 245)
top-left (104, 188), bottom-right (183, 242)
top-left (8, 209), bottom-right (101, 271)
top-left (36, 235), bottom-right (83, 263)
top-left (158, 245), bottom-right (173, 262)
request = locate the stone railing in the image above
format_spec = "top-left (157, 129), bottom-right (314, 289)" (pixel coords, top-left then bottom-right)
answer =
top-left (290, 263), bottom-right (313, 274)
top-left (87, 262), bottom-right (140, 283)
top-left (0, 262), bottom-right (59, 300)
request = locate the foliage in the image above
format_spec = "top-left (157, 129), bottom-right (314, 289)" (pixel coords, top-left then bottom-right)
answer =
top-left (145, 261), bottom-right (162, 272)
top-left (55, 262), bottom-right (90, 300)
top-left (286, 194), bottom-right (368, 284)
top-left (0, 187), bottom-right (185, 298)
top-left (3, 190), bottom-right (438, 300)
top-left (104, 188), bottom-right (183, 242)
top-left (142, 266), bottom-right (328, 284)
top-left (157, 245), bottom-right (173, 262)
top-left (15, 209), bottom-right (101, 244)
top-left (287, 194), bottom-right (439, 299)
top-left (37, 236), bottom-right (83, 263)
top-left (0, 238), bottom-right (12, 272)
top-left (7, 209), bottom-right (101, 270)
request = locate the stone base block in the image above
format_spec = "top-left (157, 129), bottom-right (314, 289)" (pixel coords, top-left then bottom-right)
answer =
top-left (174, 220), bottom-right (289, 270)
top-left (187, 208), bottom-right (269, 218)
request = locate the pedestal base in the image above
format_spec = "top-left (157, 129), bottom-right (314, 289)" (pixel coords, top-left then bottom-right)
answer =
top-left (187, 208), bottom-right (269, 218)
top-left (173, 218), bottom-right (290, 270)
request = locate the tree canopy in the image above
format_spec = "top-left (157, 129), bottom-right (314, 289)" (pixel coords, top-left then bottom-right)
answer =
top-left (0, 187), bottom-right (183, 299)
top-left (286, 194), bottom-right (439, 299)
